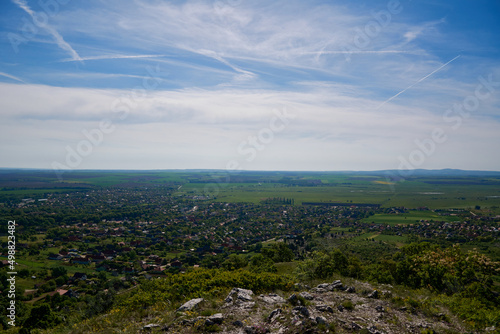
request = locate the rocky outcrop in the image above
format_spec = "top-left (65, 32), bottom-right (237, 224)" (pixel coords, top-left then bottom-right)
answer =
top-left (176, 297), bottom-right (204, 312)
top-left (163, 280), bottom-right (468, 334)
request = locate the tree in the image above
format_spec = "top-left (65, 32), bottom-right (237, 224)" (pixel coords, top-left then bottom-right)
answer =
top-left (249, 254), bottom-right (277, 273)
top-left (52, 266), bottom-right (67, 278)
top-left (23, 303), bottom-right (60, 330)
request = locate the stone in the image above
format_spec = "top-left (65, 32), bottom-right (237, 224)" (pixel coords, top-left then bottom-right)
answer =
top-left (367, 290), bottom-right (379, 299)
top-left (346, 286), bottom-right (356, 293)
top-left (244, 326), bottom-right (256, 334)
top-left (317, 283), bottom-right (332, 290)
top-left (351, 322), bottom-right (362, 330)
top-left (316, 305), bottom-right (334, 313)
top-left (207, 313), bottom-right (224, 325)
top-left (299, 291), bottom-right (314, 300)
top-left (375, 305), bottom-right (385, 313)
top-left (287, 293), bottom-right (301, 305)
top-left (225, 288), bottom-right (254, 303)
top-left (142, 323), bottom-right (160, 330)
top-left (331, 280), bottom-right (343, 289)
top-left (260, 293), bottom-right (286, 304)
top-left (233, 320), bottom-right (244, 327)
top-left (337, 304), bottom-right (344, 312)
top-left (316, 316), bottom-right (328, 326)
top-left (268, 308), bottom-right (282, 322)
top-left (177, 298), bottom-right (204, 312)
top-left (293, 306), bottom-right (310, 317)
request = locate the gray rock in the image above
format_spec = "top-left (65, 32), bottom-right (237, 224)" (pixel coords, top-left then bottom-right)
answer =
top-left (316, 305), bottom-right (334, 313)
top-left (317, 283), bottom-right (332, 290)
top-left (346, 286), bottom-right (356, 293)
top-left (316, 316), bottom-right (328, 326)
top-left (207, 313), bottom-right (224, 325)
top-left (337, 304), bottom-right (344, 312)
top-left (299, 291), bottom-right (314, 300)
top-left (311, 287), bottom-right (328, 293)
top-left (351, 322), bottom-right (362, 330)
top-left (287, 293), bottom-right (301, 305)
top-left (259, 293), bottom-right (285, 304)
top-left (375, 305), bottom-right (385, 313)
top-left (331, 280), bottom-right (343, 289)
top-left (268, 308), bottom-right (282, 322)
top-left (367, 290), bottom-right (379, 299)
top-left (142, 324), bottom-right (160, 330)
top-left (244, 326), bottom-right (256, 334)
top-left (233, 320), bottom-right (244, 327)
top-left (225, 287), bottom-right (254, 303)
top-left (293, 306), bottom-right (310, 317)
top-left (177, 297), bottom-right (204, 312)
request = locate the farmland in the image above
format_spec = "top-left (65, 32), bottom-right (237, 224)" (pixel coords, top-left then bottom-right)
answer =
top-left (0, 169), bottom-right (499, 332)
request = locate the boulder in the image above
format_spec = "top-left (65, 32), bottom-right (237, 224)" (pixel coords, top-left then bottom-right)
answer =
top-left (142, 323), bottom-right (160, 330)
top-left (225, 288), bottom-right (254, 303)
top-left (177, 298), bottom-right (204, 312)
top-left (316, 305), bottom-right (334, 313)
top-left (268, 308), bottom-right (282, 322)
top-left (331, 280), bottom-right (343, 290)
top-left (367, 290), bottom-right (379, 299)
top-left (259, 293), bottom-right (285, 304)
top-left (293, 306), bottom-right (310, 317)
top-left (299, 291), bottom-right (314, 300)
top-left (206, 313), bottom-right (224, 325)
top-left (316, 316), bottom-right (328, 326)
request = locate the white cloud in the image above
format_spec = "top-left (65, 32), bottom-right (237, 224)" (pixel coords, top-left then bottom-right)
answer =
top-left (12, 0), bottom-right (82, 61)
top-left (1, 82), bottom-right (499, 170)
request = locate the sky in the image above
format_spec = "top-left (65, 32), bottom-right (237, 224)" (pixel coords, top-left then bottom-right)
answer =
top-left (0, 0), bottom-right (499, 172)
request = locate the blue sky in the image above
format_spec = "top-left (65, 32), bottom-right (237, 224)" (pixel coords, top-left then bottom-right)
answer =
top-left (0, 0), bottom-right (499, 171)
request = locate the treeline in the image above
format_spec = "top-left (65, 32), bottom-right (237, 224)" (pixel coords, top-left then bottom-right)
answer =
top-left (295, 242), bottom-right (500, 329)
top-left (261, 197), bottom-right (295, 205)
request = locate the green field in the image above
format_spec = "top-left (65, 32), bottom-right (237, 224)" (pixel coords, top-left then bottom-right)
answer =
top-left (2, 170), bottom-right (500, 210)
top-left (362, 210), bottom-right (462, 226)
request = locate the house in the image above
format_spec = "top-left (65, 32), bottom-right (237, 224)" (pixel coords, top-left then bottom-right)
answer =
top-left (48, 253), bottom-right (63, 261)
top-left (64, 289), bottom-right (78, 298)
top-left (70, 257), bottom-right (91, 265)
top-left (89, 254), bottom-right (106, 263)
top-left (71, 272), bottom-right (87, 281)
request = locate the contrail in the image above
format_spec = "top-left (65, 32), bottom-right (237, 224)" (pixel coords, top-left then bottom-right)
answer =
top-left (0, 72), bottom-right (25, 83)
top-left (12, 0), bottom-right (82, 61)
top-left (60, 54), bottom-right (166, 62)
top-left (377, 55), bottom-right (461, 109)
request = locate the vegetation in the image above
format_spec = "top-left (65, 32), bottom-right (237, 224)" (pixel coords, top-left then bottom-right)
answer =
top-left (0, 170), bottom-right (499, 332)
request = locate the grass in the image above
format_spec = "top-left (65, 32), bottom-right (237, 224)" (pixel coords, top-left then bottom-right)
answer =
top-left (361, 210), bottom-right (461, 226)
top-left (174, 177), bottom-right (500, 209)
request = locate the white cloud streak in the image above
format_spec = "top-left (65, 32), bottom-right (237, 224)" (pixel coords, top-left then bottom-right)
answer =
top-left (12, 0), bottom-right (82, 61)
top-left (0, 72), bottom-right (25, 83)
top-left (60, 54), bottom-right (166, 62)
top-left (377, 55), bottom-right (461, 109)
